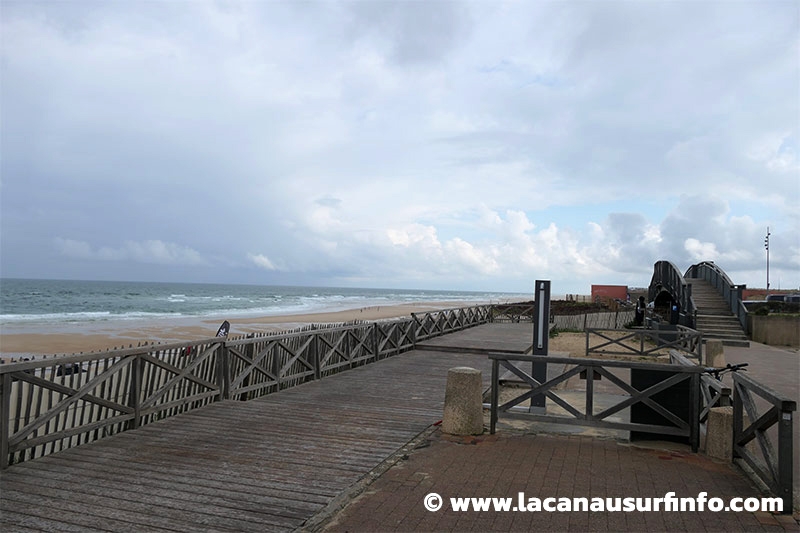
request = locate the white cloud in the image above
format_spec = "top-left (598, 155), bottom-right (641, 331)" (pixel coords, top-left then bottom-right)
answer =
top-left (247, 253), bottom-right (278, 271)
top-left (445, 237), bottom-right (499, 275)
top-left (684, 238), bottom-right (718, 262)
top-left (1, 2), bottom-right (796, 293)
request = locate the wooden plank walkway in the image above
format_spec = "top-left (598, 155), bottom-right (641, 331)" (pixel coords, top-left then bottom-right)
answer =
top-left (417, 322), bottom-right (533, 354)
top-left (0, 324), bottom-right (532, 532)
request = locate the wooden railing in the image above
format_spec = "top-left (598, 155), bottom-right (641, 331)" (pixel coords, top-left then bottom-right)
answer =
top-left (668, 349), bottom-right (794, 513)
top-left (554, 310), bottom-right (635, 331)
top-left (669, 350), bottom-right (730, 423)
top-left (489, 352), bottom-right (703, 451)
top-left (490, 303), bottom-right (536, 323)
top-left (586, 326), bottom-right (703, 359)
top-left (491, 306), bottom-right (636, 330)
top-left (733, 372), bottom-right (796, 513)
top-left (0, 338), bottom-right (225, 469)
top-left (1, 305), bottom-right (490, 468)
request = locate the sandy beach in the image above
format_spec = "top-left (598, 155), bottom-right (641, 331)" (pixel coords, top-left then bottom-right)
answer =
top-left (0, 301), bottom-right (488, 358)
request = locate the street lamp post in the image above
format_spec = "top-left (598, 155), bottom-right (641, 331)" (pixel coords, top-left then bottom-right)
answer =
top-left (765, 227), bottom-right (770, 297)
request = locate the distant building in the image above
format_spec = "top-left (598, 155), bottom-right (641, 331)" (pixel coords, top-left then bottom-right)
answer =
top-left (591, 285), bottom-right (629, 306)
top-left (743, 288), bottom-right (800, 301)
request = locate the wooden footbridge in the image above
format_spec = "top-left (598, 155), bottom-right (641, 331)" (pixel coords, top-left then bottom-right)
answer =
top-left (0, 308), bottom-right (533, 532)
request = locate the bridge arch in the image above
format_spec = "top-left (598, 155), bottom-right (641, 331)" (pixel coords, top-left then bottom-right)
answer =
top-left (648, 260), bottom-right (695, 326)
top-left (684, 261), bottom-right (748, 330)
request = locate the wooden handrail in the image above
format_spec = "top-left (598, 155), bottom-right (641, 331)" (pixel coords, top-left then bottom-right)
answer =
top-left (1, 305), bottom-right (492, 468)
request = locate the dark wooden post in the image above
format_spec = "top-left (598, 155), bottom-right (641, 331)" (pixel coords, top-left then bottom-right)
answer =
top-left (490, 358), bottom-right (499, 434)
top-left (690, 371), bottom-right (700, 452)
top-left (128, 355), bottom-right (141, 430)
top-left (733, 378), bottom-right (743, 459)
top-left (218, 342), bottom-right (230, 401)
top-left (1, 373), bottom-right (11, 469)
top-left (372, 323), bottom-right (379, 360)
top-left (585, 364), bottom-right (594, 422)
top-left (272, 342), bottom-right (281, 391)
top-left (410, 314), bottom-right (417, 348)
top-left (778, 401), bottom-right (795, 513)
top-left (313, 333), bottom-right (321, 380)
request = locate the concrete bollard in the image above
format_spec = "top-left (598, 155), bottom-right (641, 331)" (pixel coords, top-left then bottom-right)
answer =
top-left (442, 367), bottom-right (484, 436)
top-left (706, 406), bottom-right (734, 460)
top-left (705, 340), bottom-right (725, 368)
top-left (706, 406), bottom-right (756, 461)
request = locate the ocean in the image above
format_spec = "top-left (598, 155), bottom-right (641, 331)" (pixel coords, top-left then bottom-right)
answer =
top-left (0, 278), bottom-right (529, 329)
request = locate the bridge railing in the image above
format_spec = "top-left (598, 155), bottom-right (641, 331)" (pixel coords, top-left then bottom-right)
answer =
top-left (685, 261), bottom-right (747, 330)
top-left (0, 305), bottom-right (492, 468)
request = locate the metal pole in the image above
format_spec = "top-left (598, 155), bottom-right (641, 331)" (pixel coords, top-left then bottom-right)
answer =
top-left (765, 227), bottom-right (770, 297)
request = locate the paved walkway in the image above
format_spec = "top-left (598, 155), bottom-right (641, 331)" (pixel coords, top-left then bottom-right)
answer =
top-left (318, 339), bottom-right (800, 532)
top-left (322, 429), bottom-right (798, 532)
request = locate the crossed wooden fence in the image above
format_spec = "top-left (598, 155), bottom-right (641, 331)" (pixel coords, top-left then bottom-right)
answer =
top-left (667, 349), bottom-right (795, 514)
top-left (733, 373), bottom-right (795, 513)
top-left (489, 352), bottom-right (703, 452)
top-left (586, 325), bottom-right (703, 359)
top-left (0, 306), bottom-right (490, 468)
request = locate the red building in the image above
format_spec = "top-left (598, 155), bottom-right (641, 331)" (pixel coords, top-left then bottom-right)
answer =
top-left (591, 285), bottom-right (629, 305)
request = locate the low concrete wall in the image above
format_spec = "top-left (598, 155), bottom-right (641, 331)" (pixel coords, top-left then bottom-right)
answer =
top-left (750, 315), bottom-right (800, 347)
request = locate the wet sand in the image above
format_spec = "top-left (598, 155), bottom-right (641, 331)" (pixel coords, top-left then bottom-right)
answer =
top-left (0, 301), bottom-right (487, 358)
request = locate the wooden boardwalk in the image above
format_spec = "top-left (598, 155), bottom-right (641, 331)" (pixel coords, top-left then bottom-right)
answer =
top-left (0, 323), bottom-right (533, 532)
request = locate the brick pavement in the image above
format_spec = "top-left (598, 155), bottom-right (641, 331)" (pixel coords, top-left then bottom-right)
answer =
top-left (321, 429), bottom-right (800, 532)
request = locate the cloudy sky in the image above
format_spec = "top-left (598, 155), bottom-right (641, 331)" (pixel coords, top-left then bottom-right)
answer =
top-left (1, 1), bottom-right (797, 294)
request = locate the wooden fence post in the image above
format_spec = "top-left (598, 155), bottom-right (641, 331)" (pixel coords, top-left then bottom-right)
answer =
top-left (372, 323), bottom-right (380, 360)
top-left (690, 372), bottom-right (700, 452)
top-left (490, 358), bottom-right (499, 435)
top-left (778, 404), bottom-right (794, 513)
top-left (1, 373), bottom-right (11, 469)
top-left (313, 333), bottom-right (321, 380)
top-left (218, 343), bottom-right (230, 401)
top-left (272, 341), bottom-right (282, 391)
top-left (128, 355), bottom-right (141, 430)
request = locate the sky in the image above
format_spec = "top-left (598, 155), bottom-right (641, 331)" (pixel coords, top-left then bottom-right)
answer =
top-left (1, 0), bottom-right (798, 295)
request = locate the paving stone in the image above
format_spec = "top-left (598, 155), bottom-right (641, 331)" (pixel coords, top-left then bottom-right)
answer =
top-left (323, 430), bottom-right (799, 532)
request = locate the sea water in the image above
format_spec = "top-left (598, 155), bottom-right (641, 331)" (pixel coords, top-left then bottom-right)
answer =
top-left (0, 278), bottom-right (528, 328)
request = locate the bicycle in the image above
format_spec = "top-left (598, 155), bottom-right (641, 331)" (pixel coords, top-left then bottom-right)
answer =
top-left (703, 362), bottom-right (748, 380)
